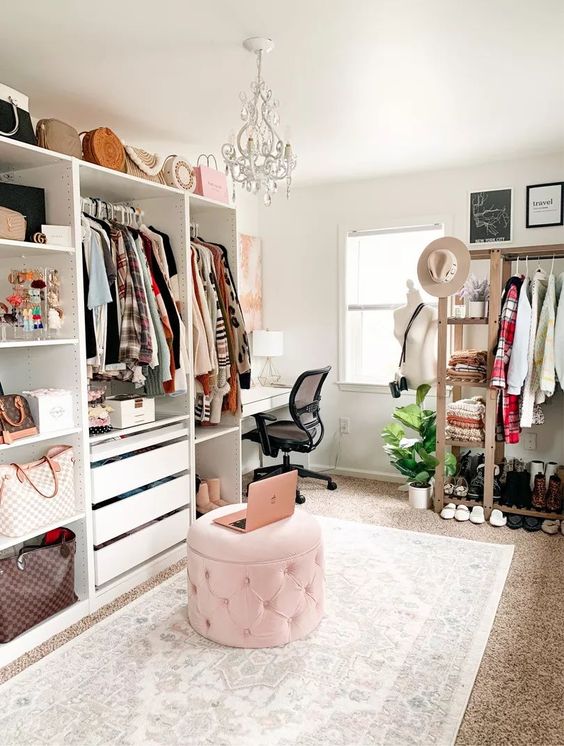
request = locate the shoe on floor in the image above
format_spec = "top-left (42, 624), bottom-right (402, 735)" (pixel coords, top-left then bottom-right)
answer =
top-left (469, 506), bottom-right (485, 524)
top-left (489, 509), bottom-right (507, 527)
top-left (454, 505), bottom-right (470, 522)
top-left (541, 519), bottom-right (560, 535)
top-left (507, 514), bottom-right (523, 529)
top-left (440, 502), bottom-right (456, 519)
top-left (523, 516), bottom-right (542, 532)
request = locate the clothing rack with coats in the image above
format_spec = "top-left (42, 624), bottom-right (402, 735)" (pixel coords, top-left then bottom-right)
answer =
top-left (81, 206), bottom-right (190, 395)
top-left (435, 243), bottom-right (564, 522)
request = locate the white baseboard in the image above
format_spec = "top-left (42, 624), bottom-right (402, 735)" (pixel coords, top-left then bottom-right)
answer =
top-left (309, 463), bottom-right (404, 483)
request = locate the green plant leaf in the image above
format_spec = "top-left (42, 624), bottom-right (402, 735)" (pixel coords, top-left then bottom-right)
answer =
top-left (444, 452), bottom-right (458, 476)
top-left (393, 404), bottom-right (422, 433)
top-left (381, 422), bottom-right (404, 446)
top-left (414, 470), bottom-right (431, 484)
top-left (416, 384), bottom-right (431, 407)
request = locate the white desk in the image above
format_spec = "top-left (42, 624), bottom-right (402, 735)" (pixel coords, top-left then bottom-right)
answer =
top-left (241, 385), bottom-right (292, 417)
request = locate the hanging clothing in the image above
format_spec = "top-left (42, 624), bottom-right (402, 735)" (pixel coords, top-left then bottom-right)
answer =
top-left (534, 271), bottom-right (556, 402)
top-left (491, 276), bottom-right (522, 444)
top-left (554, 272), bottom-right (564, 388)
top-left (506, 276), bottom-right (531, 395)
top-left (520, 268), bottom-right (547, 428)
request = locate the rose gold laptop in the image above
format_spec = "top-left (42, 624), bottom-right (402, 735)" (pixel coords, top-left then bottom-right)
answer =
top-left (213, 470), bottom-right (297, 533)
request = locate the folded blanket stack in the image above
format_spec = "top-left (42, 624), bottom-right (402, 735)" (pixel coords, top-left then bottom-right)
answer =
top-left (446, 396), bottom-right (486, 442)
top-left (447, 349), bottom-right (488, 382)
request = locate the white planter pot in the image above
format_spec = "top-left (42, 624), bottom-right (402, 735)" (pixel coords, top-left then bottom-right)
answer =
top-left (408, 483), bottom-right (433, 510)
top-left (468, 300), bottom-right (487, 317)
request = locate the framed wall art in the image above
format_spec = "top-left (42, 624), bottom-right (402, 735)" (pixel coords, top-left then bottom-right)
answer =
top-left (526, 182), bottom-right (563, 228)
top-left (469, 188), bottom-right (512, 244)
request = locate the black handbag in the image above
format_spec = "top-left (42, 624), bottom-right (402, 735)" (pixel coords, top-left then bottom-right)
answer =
top-left (0, 84), bottom-right (36, 145)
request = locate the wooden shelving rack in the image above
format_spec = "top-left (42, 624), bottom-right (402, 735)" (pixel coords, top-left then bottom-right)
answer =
top-left (435, 243), bottom-right (564, 520)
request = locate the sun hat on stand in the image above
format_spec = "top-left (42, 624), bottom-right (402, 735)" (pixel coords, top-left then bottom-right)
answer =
top-left (417, 237), bottom-right (471, 298)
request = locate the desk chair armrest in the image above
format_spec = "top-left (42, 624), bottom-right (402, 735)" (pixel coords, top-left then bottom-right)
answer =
top-left (251, 412), bottom-right (277, 457)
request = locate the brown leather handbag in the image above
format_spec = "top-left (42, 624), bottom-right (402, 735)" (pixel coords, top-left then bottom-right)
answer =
top-left (0, 528), bottom-right (77, 643)
top-left (81, 127), bottom-right (126, 172)
top-left (0, 394), bottom-right (38, 444)
top-left (36, 118), bottom-right (82, 158)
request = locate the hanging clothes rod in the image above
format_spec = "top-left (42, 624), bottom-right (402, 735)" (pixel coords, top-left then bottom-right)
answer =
top-left (469, 243), bottom-right (564, 261)
top-left (80, 197), bottom-right (145, 228)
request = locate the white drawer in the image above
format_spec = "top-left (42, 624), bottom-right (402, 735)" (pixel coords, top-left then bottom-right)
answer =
top-left (93, 474), bottom-right (190, 545)
top-left (94, 508), bottom-right (189, 586)
top-left (91, 439), bottom-right (188, 505)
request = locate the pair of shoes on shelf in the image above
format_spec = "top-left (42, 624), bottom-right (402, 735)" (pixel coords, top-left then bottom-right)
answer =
top-left (196, 478), bottom-right (229, 514)
top-left (440, 503), bottom-right (484, 523)
top-left (507, 515), bottom-right (543, 531)
top-left (489, 508), bottom-right (507, 527)
top-left (468, 464), bottom-right (502, 502)
top-left (532, 473), bottom-right (562, 512)
top-left (444, 477), bottom-right (469, 497)
top-left (541, 519), bottom-right (561, 535)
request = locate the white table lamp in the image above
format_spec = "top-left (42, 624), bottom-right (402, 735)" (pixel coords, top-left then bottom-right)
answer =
top-left (252, 330), bottom-right (284, 385)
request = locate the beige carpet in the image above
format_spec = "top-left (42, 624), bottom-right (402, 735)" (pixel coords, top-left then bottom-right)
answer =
top-left (1, 475), bottom-right (563, 745)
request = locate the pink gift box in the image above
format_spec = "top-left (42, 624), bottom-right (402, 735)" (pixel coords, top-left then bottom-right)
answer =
top-left (193, 163), bottom-right (229, 204)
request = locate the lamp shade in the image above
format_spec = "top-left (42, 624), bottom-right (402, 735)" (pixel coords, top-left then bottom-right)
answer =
top-left (252, 330), bottom-right (284, 357)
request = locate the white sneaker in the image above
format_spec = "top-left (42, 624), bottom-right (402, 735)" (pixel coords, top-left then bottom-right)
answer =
top-left (489, 509), bottom-right (507, 527)
top-left (542, 519), bottom-right (560, 535)
top-left (469, 506), bottom-right (485, 524)
top-left (440, 503), bottom-right (456, 519)
top-left (454, 505), bottom-right (470, 522)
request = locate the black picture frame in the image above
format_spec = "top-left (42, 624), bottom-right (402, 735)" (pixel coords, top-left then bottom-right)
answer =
top-left (526, 182), bottom-right (564, 228)
top-left (469, 188), bottom-right (512, 244)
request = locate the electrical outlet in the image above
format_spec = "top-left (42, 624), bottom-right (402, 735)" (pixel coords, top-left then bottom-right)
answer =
top-left (522, 432), bottom-right (537, 451)
top-left (339, 417), bottom-right (350, 435)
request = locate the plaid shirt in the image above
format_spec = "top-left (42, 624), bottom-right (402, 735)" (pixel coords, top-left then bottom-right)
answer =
top-left (491, 277), bottom-right (523, 443)
top-left (121, 228), bottom-right (153, 366)
top-left (112, 228), bottom-right (140, 366)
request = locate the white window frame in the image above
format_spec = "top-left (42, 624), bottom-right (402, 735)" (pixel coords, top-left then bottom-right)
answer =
top-left (337, 216), bottom-right (452, 394)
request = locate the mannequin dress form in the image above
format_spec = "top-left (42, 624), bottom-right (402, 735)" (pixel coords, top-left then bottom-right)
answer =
top-left (393, 280), bottom-right (438, 388)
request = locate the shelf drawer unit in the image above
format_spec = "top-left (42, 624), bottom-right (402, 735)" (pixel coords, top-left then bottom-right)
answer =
top-left (93, 473), bottom-right (190, 545)
top-left (91, 438), bottom-right (187, 505)
top-left (94, 508), bottom-right (189, 586)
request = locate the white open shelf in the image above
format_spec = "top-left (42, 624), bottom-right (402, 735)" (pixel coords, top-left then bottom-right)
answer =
top-left (0, 338), bottom-right (79, 349)
top-left (195, 424), bottom-right (240, 443)
top-left (0, 426), bottom-right (81, 452)
top-left (0, 134), bottom-right (71, 172)
top-left (0, 512), bottom-right (85, 552)
top-left (189, 192), bottom-right (235, 212)
top-left (79, 160), bottom-right (184, 202)
top-left (0, 239), bottom-right (74, 257)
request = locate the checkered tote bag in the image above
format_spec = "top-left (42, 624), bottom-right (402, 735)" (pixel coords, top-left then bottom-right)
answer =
top-left (0, 445), bottom-right (75, 537)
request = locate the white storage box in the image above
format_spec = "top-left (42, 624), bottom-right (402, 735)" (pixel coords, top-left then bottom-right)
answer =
top-left (107, 395), bottom-right (155, 429)
top-left (23, 388), bottom-right (74, 433)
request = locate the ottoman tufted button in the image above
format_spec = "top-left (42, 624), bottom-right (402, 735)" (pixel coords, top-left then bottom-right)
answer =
top-left (263, 600), bottom-right (270, 608)
top-left (288, 617), bottom-right (293, 624)
top-left (206, 619), bottom-right (211, 628)
top-left (204, 570), bottom-right (210, 580)
top-left (244, 628), bottom-right (251, 636)
top-left (191, 584), bottom-right (197, 594)
top-left (283, 568), bottom-right (289, 575)
top-left (223, 598), bottom-right (229, 606)
top-left (244, 577), bottom-right (250, 585)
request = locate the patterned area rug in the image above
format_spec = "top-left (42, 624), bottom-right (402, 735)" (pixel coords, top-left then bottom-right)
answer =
top-left (0, 517), bottom-right (512, 746)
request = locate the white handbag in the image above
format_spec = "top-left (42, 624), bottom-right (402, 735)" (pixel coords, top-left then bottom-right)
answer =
top-left (163, 155), bottom-right (196, 192)
top-left (0, 445), bottom-right (75, 537)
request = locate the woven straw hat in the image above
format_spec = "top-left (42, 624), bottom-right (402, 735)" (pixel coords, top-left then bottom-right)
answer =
top-left (417, 237), bottom-right (471, 297)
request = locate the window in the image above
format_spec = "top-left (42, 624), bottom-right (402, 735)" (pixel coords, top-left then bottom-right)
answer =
top-left (341, 223), bottom-right (443, 387)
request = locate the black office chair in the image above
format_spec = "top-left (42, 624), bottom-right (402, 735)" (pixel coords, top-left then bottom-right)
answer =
top-left (243, 366), bottom-right (337, 504)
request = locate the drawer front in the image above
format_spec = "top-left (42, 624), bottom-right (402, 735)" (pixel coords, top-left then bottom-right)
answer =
top-left (93, 474), bottom-right (190, 545)
top-left (91, 440), bottom-right (187, 504)
top-left (94, 508), bottom-right (189, 586)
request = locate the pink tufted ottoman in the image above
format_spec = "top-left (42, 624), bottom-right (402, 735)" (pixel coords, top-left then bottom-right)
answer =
top-left (187, 505), bottom-right (325, 648)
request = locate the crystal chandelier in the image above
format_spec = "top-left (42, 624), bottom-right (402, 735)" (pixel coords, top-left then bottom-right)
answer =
top-left (222, 37), bottom-right (297, 207)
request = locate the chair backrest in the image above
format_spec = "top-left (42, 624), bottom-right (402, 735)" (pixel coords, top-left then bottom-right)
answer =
top-left (289, 366), bottom-right (331, 450)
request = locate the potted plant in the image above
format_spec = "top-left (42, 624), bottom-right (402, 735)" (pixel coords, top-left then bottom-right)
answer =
top-left (460, 273), bottom-right (489, 317)
top-left (382, 384), bottom-right (457, 509)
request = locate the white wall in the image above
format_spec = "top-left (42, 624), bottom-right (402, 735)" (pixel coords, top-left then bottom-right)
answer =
top-left (259, 152), bottom-right (564, 479)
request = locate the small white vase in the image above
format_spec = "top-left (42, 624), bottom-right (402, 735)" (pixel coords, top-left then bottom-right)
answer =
top-left (468, 301), bottom-right (487, 318)
top-left (408, 483), bottom-right (433, 510)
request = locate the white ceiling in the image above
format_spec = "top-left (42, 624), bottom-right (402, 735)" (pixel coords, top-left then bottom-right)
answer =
top-left (2, 0), bottom-right (564, 183)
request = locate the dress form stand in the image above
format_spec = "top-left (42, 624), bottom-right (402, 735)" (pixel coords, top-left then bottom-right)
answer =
top-left (393, 280), bottom-right (438, 388)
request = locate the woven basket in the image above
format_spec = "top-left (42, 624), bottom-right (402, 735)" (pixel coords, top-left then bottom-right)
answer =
top-left (124, 145), bottom-right (166, 184)
top-left (81, 127), bottom-right (125, 172)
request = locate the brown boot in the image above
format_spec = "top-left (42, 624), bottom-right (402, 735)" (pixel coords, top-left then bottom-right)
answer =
top-left (546, 475), bottom-right (562, 513)
top-left (531, 473), bottom-right (546, 510)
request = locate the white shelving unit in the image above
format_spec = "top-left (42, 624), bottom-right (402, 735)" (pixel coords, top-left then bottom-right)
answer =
top-left (0, 135), bottom-right (244, 665)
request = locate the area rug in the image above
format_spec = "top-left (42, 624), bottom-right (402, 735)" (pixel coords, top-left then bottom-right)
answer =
top-left (0, 517), bottom-right (513, 746)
